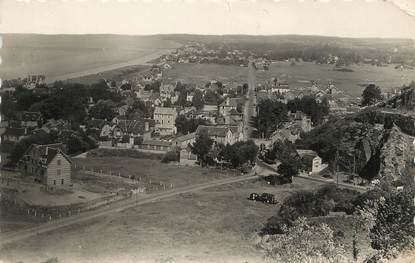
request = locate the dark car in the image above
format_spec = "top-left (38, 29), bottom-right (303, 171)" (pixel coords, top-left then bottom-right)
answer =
top-left (248, 193), bottom-right (260, 201)
top-left (260, 193), bottom-right (278, 204)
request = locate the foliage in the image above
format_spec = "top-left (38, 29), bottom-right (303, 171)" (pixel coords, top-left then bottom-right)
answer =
top-left (278, 185), bottom-right (360, 223)
top-left (277, 161), bottom-right (299, 179)
top-left (162, 148), bottom-right (180, 163)
top-left (192, 90), bottom-right (204, 110)
top-left (175, 115), bottom-right (210, 135)
top-left (219, 140), bottom-right (258, 168)
top-left (361, 84), bottom-right (383, 106)
top-left (265, 140), bottom-right (299, 164)
top-left (9, 131), bottom-right (57, 165)
top-left (252, 99), bottom-right (288, 138)
top-left (259, 217), bottom-right (347, 263)
top-left (89, 100), bottom-right (117, 120)
top-left (190, 130), bottom-right (214, 166)
top-left (287, 95), bottom-right (329, 124)
top-left (127, 98), bottom-right (150, 118)
top-left (369, 189), bottom-right (415, 258)
top-left (203, 89), bottom-right (222, 105)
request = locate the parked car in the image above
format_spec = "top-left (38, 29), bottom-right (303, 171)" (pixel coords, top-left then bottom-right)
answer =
top-left (248, 192), bottom-right (278, 204)
top-left (260, 193), bottom-right (278, 204)
top-left (248, 193), bottom-right (260, 201)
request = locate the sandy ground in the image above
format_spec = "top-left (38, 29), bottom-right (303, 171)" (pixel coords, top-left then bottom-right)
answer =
top-left (0, 178), bottom-right (324, 263)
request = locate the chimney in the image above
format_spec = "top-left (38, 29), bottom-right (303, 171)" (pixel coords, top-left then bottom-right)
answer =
top-left (45, 146), bottom-right (48, 156)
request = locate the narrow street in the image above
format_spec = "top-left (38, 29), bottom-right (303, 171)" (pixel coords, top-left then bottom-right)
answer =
top-left (243, 61), bottom-right (257, 140)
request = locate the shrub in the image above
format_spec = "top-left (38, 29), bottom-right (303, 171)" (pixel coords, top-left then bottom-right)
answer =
top-left (161, 149), bottom-right (179, 163)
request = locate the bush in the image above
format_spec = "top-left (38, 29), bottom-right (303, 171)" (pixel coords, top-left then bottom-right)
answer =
top-left (161, 149), bottom-right (179, 163)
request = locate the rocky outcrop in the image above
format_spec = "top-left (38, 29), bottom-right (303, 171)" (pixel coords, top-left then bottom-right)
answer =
top-left (378, 125), bottom-right (410, 183)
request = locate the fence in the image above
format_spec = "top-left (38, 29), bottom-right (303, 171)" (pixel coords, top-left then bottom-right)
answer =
top-left (73, 163), bottom-right (175, 194)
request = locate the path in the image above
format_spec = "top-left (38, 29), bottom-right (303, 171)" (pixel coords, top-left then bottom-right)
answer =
top-left (0, 174), bottom-right (258, 247)
top-left (243, 61), bottom-right (257, 140)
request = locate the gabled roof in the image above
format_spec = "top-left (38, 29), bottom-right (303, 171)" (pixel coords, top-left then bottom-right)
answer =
top-left (174, 132), bottom-right (196, 143)
top-left (117, 119), bottom-right (155, 135)
top-left (24, 143), bottom-right (72, 166)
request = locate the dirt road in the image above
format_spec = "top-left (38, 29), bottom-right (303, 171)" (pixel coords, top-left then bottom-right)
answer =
top-left (243, 61), bottom-right (257, 140)
top-left (0, 174), bottom-right (258, 247)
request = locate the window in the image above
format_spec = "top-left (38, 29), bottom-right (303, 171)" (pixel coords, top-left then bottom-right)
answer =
top-left (53, 180), bottom-right (56, 185)
top-left (57, 159), bottom-right (61, 165)
top-left (61, 179), bottom-right (64, 185)
top-left (57, 169), bottom-right (61, 176)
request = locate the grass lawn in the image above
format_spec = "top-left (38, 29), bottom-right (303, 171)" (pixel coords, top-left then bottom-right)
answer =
top-left (0, 177), bottom-right (326, 263)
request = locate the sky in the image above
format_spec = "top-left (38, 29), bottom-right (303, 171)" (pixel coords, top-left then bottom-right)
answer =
top-left (0, 0), bottom-right (415, 38)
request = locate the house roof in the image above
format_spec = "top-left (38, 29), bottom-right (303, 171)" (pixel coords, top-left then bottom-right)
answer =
top-left (142, 139), bottom-right (172, 147)
top-left (174, 132), bottom-right (196, 143)
top-left (24, 143), bottom-right (72, 166)
top-left (117, 119), bottom-right (155, 135)
top-left (196, 125), bottom-right (231, 138)
top-left (154, 107), bottom-right (177, 115)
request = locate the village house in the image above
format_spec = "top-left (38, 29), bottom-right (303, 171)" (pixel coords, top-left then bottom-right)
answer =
top-left (186, 92), bottom-right (195, 102)
top-left (297, 149), bottom-right (325, 174)
top-left (195, 125), bottom-right (242, 145)
top-left (138, 139), bottom-right (172, 152)
top-left (219, 97), bottom-right (240, 117)
top-left (153, 107), bottom-right (178, 136)
top-left (173, 132), bottom-right (196, 149)
top-left (20, 143), bottom-right (72, 188)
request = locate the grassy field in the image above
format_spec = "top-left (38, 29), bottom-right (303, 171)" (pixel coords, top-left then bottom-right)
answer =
top-left (73, 157), bottom-right (240, 189)
top-left (1, 34), bottom-right (179, 81)
top-left (164, 62), bottom-right (415, 96)
top-left (0, 177), bottom-right (325, 263)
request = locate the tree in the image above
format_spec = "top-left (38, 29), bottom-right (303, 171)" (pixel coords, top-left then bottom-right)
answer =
top-left (277, 160), bottom-right (299, 179)
top-left (175, 115), bottom-right (210, 135)
top-left (190, 131), bottom-right (214, 166)
top-left (259, 217), bottom-right (346, 263)
top-left (89, 100), bottom-right (117, 120)
top-left (362, 84), bottom-right (382, 106)
top-left (287, 96), bottom-right (329, 125)
top-left (370, 189), bottom-right (415, 258)
top-left (252, 99), bottom-right (288, 138)
top-left (192, 90), bottom-right (204, 110)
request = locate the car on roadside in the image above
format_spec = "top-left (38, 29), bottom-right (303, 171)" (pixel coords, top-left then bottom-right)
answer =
top-left (260, 193), bottom-right (278, 204)
top-left (248, 192), bottom-right (278, 204)
top-left (248, 193), bottom-right (260, 201)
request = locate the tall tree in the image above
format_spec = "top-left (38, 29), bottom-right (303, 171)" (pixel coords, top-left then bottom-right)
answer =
top-left (362, 84), bottom-right (382, 106)
top-left (190, 131), bottom-right (214, 166)
top-left (253, 99), bottom-right (288, 138)
top-left (192, 90), bottom-right (204, 110)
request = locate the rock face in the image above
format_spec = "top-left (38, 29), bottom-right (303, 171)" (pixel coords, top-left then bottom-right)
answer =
top-left (378, 125), bottom-right (410, 183)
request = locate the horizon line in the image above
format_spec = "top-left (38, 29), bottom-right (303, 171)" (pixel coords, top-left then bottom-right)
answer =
top-left (2, 32), bottom-right (414, 41)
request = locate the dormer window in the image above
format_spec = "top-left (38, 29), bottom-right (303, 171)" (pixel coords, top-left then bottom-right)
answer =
top-left (57, 159), bottom-right (61, 165)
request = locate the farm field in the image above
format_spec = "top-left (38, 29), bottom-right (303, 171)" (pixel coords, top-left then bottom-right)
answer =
top-left (0, 34), bottom-right (179, 82)
top-left (164, 62), bottom-right (415, 96)
top-left (0, 177), bottom-right (326, 263)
